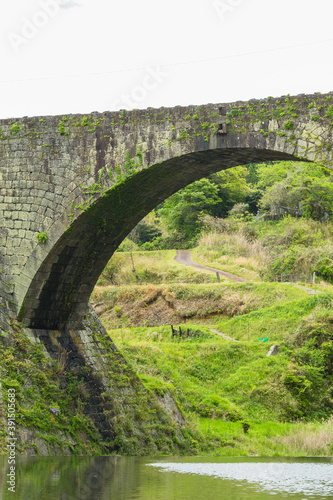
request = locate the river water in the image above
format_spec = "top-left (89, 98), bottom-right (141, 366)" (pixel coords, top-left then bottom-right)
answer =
top-left (0, 456), bottom-right (332, 500)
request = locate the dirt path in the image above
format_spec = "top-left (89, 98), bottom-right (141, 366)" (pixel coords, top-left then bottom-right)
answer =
top-left (210, 328), bottom-right (239, 341)
top-left (174, 250), bottom-right (245, 283)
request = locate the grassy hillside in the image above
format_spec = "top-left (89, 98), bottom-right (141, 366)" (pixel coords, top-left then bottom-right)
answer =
top-left (92, 216), bottom-right (333, 456)
top-left (195, 216), bottom-right (333, 283)
top-left (108, 314), bottom-right (333, 456)
top-left (91, 281), bottom-right (309, 329)
top-left (110, 292), bottom-right (333, 424)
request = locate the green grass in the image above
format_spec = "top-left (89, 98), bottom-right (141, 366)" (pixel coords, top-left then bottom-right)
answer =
top-left (106, 289), bottom-right (333, 455)
top-left (109, 297), bottom-right (333, 423)
top-left (110, 325), bottom-right (267, 419)
top-left (198, 417), bottom-right (333, 456)
top-left (217, 293), bottom-right (331, 342)
top-left (192, 244), bottom-right (262, 281)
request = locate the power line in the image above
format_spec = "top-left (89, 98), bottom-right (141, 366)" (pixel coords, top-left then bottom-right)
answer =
top-left (1, 37), bottom-right (333, 84)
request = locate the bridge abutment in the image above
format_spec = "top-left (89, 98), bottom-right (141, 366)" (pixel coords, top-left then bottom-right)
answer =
top-left (0, 300), bottom-right (186, 454)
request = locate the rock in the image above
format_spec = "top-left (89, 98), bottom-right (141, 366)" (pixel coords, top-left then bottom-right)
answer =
top-left (267, 345), bottom-right (279, 356)
top-left (158, 390), bottom-right (185, 427)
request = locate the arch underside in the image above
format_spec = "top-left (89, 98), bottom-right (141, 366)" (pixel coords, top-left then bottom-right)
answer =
top-left (20, 147), bottom-right (304, 329)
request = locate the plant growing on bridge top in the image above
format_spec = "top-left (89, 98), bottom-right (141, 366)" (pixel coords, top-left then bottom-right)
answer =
top-left (58, 121), bottom-right (69, 136)
top-left (10, 123), bottom-right (20, 133)
top-left (325, 106), bottom-right (333, 118)
top-left (179, 130), bottom-right (190, 140)
top-left (58, 122), bottom-right (65, 134)
top-left (283, 119), bottom-right (294, 130)
top-left (227, 108), bottom-right (242, 117)
top-left (81, 116), bottom-right (90, 127)
top-left (36, 232), bottom-right (47, 243)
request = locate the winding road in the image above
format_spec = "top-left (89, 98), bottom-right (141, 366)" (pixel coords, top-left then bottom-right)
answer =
top-left (174, 250), bottom-right (245, 283)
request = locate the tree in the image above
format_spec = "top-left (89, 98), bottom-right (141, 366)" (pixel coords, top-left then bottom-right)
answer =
top-left (158, 178), bottom-right (220, 240)
top-left (128, 220), bottom-right (162, 244)
top-left (208, 167), bottom-right (251, 218)
top-left (260, 163), bottom-right (333, 221)
top-left (157, 167), bottom-right (252, 242)
top-left (255, 161), bottom-right (294, 190)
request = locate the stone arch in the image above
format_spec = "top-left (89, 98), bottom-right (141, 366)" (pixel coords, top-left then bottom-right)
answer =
top-left (0, 92), bottom-right (331, 328)
top-left (19, 147), bottom-right (304, 329)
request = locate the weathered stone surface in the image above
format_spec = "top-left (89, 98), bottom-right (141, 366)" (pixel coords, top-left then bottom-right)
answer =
top-left (159, 390), bottom-right (185, 427)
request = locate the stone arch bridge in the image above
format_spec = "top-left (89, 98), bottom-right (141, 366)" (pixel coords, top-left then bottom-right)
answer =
top-left (1, 91), bottom-right (333, 331)
top-left (2, 92), bottom-right (333, 454)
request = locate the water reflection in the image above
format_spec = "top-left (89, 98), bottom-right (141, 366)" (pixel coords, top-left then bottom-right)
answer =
top-left (0, 456), bottom-right (136, 500)
top-left (0, 455), bottom-right (332, 500)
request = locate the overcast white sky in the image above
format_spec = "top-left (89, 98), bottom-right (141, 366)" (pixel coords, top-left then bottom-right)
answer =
top-left (1, 0), bottom-right (332, 118)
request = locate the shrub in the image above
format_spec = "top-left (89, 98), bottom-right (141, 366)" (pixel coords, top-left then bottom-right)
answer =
top-left (36, 232), bottom-right (47, 243)
top-left (283, 119), bottom-right (294, 130)
top-left (114, 305), bottom-right (122, 317)
top-left (325, 106), bottom-right (333, 118)
top-left (10, 123), bottom-right (20, 133)
top-left (195, 395), bottom-right (243, 420)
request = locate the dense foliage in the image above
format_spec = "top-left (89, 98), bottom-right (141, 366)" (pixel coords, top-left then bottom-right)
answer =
top-left (127, 161), bottom-right (333, 248)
